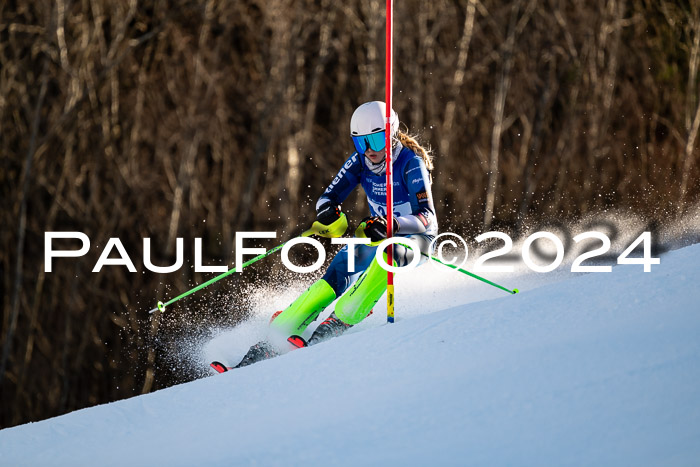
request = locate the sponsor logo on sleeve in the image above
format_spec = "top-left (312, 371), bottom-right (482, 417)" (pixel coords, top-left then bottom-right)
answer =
top-left (344, 155), bottom-right (356, 169)
top-left (416, 190), bottom-right (429, 202)
top-left (325, 157), bottom-right (357, 193)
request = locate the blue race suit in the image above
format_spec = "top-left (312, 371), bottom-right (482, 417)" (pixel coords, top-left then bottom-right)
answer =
top-left (317, 142), bottom-right (438, 296)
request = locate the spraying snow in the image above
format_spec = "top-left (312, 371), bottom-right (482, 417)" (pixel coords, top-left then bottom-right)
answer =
top-left (2, 214), bottom-right (698, 465)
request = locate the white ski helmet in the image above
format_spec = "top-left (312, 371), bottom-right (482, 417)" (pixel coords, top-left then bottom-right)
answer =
top-left (350, 101), bottom-right (399, 138)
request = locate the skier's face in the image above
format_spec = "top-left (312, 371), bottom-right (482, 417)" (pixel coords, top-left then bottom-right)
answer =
top-left (365, 148), bottom-right (385, 164)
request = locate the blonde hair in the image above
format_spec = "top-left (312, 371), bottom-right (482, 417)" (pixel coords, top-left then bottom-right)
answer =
top-left (397, 131), bottom-right (434, 172)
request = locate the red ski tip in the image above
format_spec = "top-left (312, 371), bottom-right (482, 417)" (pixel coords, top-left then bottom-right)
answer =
top-left (287, 335), bottom-right (308, 349)
top-left (210, 361), bottom-right (230, 373)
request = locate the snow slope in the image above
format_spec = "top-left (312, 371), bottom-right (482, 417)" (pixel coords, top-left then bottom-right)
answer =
top-left (2, 243), bottom-right (700, 466)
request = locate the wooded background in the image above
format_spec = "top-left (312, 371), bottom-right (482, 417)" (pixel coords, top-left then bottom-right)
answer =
top-left (2, 0), bottom-right (699, 428)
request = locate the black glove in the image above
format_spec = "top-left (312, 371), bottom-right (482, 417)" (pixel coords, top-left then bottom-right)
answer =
top-left (362, 216), bottom-right (399, 243)
top-left (316, 201), bottom-right (342, 225)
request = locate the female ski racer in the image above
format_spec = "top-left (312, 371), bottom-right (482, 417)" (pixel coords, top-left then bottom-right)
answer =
top-left (227, 101), bottom-right (438, 369)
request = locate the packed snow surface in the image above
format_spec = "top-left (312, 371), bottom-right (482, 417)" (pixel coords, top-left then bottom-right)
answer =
top-left (2, 243), bottom-right (700, 466)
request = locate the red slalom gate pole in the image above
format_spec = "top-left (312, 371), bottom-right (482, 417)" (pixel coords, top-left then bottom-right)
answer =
top-left (385, 0), bottom-right (394, 323)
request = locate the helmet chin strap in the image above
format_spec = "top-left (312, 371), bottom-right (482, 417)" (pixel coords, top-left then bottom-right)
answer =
top-left (364, 155), bottom-right (386, 175)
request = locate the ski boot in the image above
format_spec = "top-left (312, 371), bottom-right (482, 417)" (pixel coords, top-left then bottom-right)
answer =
top-left (235, 341), bottom-right (279, 368)
top-left (308, 312), bottom-right (353, 345)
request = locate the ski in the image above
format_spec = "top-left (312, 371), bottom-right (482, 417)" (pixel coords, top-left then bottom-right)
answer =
top-left (209, 310), bottom-right (357, 373)
top-left (287, 335), bottom-right (308, 348)
top-left (210, 361), bottom-right (234, 373)
top-left (209, 336), bottom-right (308, 374)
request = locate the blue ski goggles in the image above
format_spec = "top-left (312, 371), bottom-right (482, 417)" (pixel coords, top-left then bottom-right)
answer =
top-left (351, 130), bottom-right (386, 154)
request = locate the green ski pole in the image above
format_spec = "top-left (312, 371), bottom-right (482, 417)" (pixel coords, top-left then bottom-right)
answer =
top-left (423, 252), bottom-right (519, 294)
top-left (353, 231), bottom-right (519, 295)
top-left (149, 214), bottom-right (349, 314)
top-left (148, 242), bottom-right (287, 314)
